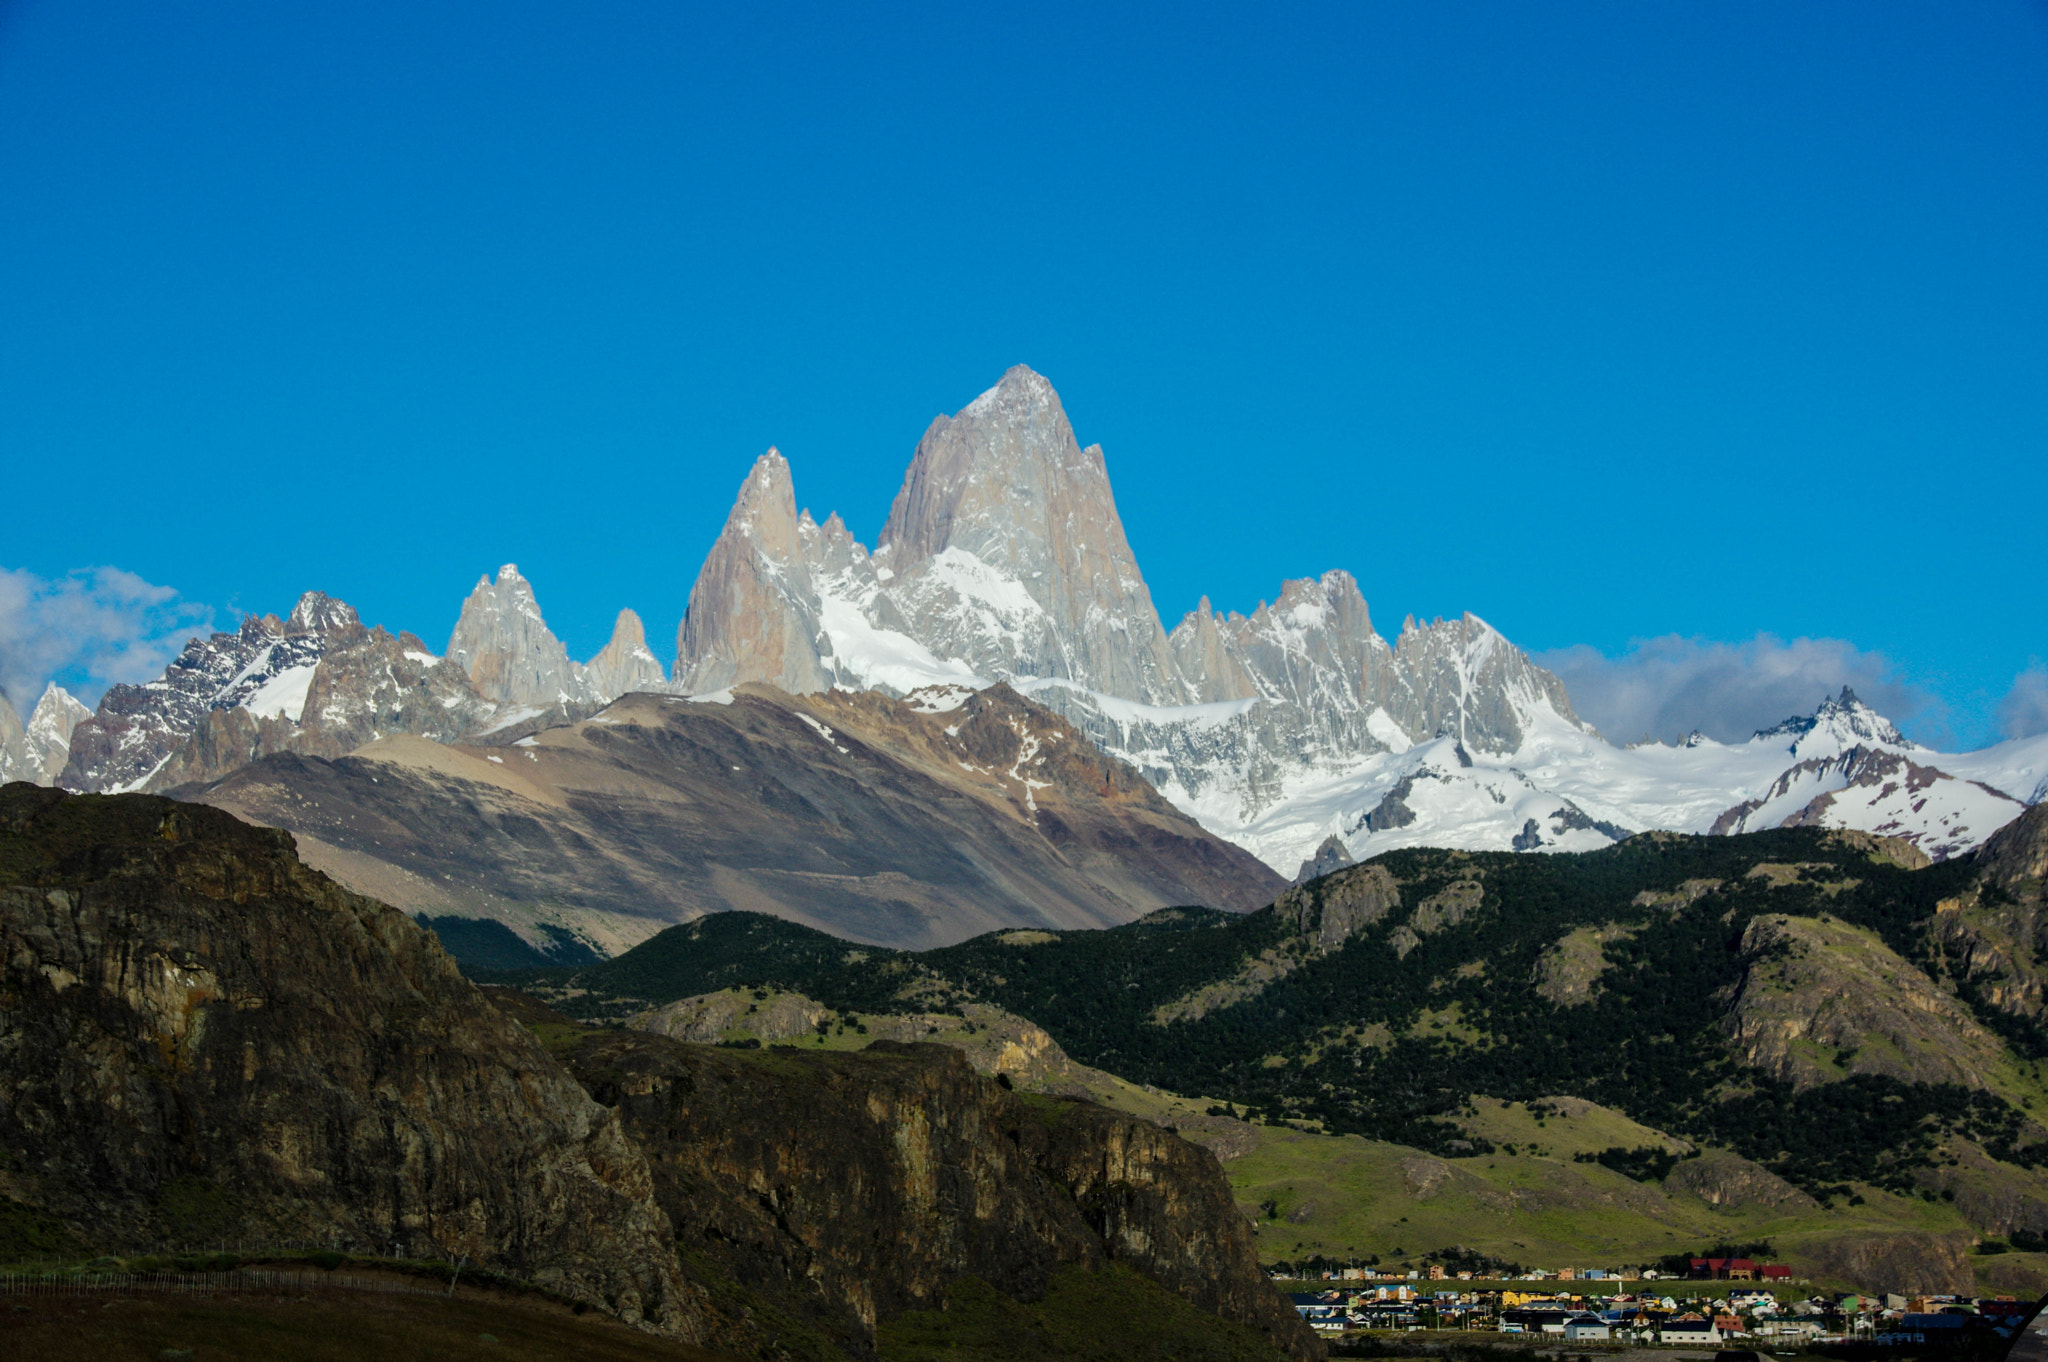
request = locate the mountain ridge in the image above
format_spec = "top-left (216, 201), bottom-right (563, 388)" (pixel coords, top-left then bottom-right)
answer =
top-left (23, 366), bottom-right (2044, 877)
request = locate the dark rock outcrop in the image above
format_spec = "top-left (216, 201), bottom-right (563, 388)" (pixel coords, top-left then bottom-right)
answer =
top-left (0, 783), bottom-right (703, 1335)
top-left (1663, 1150), bottom-right (1816, 1210)
top-left (559, 1024), bottom-right (1320, 1361)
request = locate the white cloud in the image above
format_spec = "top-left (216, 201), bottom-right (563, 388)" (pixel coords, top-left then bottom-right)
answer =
top-left (0, 567), bottom-right (216, 713)
top-left (1532, 633), bottom-right (1945, 748)
top-left (1999, 664), bottom-right (2048, 741)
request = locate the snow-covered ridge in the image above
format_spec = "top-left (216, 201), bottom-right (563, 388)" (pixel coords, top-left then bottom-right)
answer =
top-left (667, 366), bottom-right (2040, 874)
top-left (54, 572), bottom-right (676, 796)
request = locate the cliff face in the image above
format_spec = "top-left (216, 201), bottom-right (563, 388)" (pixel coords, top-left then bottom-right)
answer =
top-left (558, 1024), bottom-right (1320, 1361)
top-left (0, 783), bottom-right (704, 1336)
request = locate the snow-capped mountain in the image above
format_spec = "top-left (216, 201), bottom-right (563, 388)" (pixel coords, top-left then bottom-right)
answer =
top-left (1227, 686), bottom-right (2043, 871)
top-left (30, 364), bottom-right (2043, 875)
top-left (668, 366), bottom-right (2043, 872)
top-left (57, 572), bottom-right (669, 794)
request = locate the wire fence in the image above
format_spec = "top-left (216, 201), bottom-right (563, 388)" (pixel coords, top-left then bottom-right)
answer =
top-left (0, 1268), bottom-right (458, 1300)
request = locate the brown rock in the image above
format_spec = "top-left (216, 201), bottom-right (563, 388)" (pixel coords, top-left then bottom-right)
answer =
top-left (197, 681), bottom-right (1284, 951)
top-left (563, 1028), bottom-right (1322, 1360)
top-left (1792, 1231), bottom-right (1975, 1295)
top-left (0, 785), bottom-right (705, 1337)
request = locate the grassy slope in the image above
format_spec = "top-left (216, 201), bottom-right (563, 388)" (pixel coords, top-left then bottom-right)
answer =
top-left (0, 1287), bottom-right (741, 1362)
top-left (876, 1262), bottom-right (1290, 1362)
top-left (1225, 1117), bottom-right (1968, 1279)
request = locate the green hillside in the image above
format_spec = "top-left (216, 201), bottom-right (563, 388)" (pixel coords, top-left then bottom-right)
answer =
top-left (482, 818), bottom-right (2048, 1256)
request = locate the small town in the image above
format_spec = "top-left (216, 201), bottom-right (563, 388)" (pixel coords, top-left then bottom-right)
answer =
top-left (1284, 1257), bottom-right (2037, 1349)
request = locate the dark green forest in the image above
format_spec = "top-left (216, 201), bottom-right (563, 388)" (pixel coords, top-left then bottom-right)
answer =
top-left (479, 827), bottom-right (2035, 1198)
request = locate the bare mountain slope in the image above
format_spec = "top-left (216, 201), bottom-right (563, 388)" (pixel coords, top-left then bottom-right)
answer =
top-left (195, 682), bottom-right (1286, 952)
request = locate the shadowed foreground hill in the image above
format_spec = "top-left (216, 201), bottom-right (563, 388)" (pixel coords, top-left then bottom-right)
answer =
top-left (0, 783), bottom-right (1319, 1361)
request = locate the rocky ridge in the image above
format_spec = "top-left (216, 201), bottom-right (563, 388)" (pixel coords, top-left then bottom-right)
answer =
top-left (55, 571), bottom-right (670, 797)
top-left (195, 681), bottom-right (1287, 953)
top-left (0, 784), bottom-right (703, 1333)
top-left (670, 366), bottom-right (1617, 870)
top-left (34, 370), bottom-right (2043, 875)
top-left (550, 1019), bottom-right (1318, 1360)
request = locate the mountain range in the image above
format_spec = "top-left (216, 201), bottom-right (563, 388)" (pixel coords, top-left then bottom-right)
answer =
top-left (11, 365), bottom-right (2044, 942)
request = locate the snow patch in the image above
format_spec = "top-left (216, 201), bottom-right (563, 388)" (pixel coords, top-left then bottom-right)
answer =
top-left (242, 664), bottom-right (317, 723)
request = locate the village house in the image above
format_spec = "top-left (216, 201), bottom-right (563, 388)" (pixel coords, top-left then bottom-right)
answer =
top-left (1658, 1314), bottom-right (1722, 1346)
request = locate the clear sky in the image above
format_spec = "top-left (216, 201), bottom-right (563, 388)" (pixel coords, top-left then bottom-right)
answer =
top-left (2, 1), bottom-right (2043, 748)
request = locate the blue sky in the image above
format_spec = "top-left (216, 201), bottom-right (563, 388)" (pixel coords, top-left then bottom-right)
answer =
top-left (2, 1), bottom-right (2043, 747)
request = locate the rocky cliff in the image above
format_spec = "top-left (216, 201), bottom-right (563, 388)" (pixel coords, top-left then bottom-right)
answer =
top-left (553, 1021), bottom-right (1319, 1360)
top-left (449, 564), bottom-right (671, 717)
top-left (0, 782), bottom-right (704, 1334)
top-left (55, 573), bottom-right (676, 799)
top-left (662, 369), bottom-right (2036, 873)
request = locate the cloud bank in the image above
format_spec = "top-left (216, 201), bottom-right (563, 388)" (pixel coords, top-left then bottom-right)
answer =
top-left (0, 567), bottom-right (215, 714)
top-left (1999, 664), bottom-right (2048, 742)
top-left (1532, 634), bottom-right (1945, 748)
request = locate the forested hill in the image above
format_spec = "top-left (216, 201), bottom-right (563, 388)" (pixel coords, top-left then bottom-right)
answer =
top-left (484, 813), bottom-right (2048, 1205)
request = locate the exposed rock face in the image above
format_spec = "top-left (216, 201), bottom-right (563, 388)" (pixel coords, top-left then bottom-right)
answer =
top-left (1273, 862), bottom-right (1403, 953)
top-left (660, 370), bottom-right (2037, 872)
top-left (58, 571), bottom-right (673, 798)
top-left (1980, 802), bottom-right (2048, 893)
top-left (1292, 834), bottom-right (1354, 885)
top-left (24, 684), bottom-right (90, 783)
top-left (1928, 805), bottom-right (2048, 1026)
top-left (635, 988), bottom-right (1130, 1106)
top-left (0, 785), bottom-right (704, 1336)
top-left (662, 367), bottom-right (1618, 874)
top-left (59, 592), bottom-right (495, 794)
top-left (0, 684), bottom-right (90, 785)
top-left (585, 608), bottom-right (668, 700)
top-left (874, 366), bottom-right (1186, 705)
top-left (1723, 913), bottom-right (2009, 1089)
top-left (1792, 1232), bottom-right (1975, 1296)
top-left (560, 1026), bottom-right (1321, 1361)
top-left (1711, 743), bottom-right (2022, 861)
top-left (0, 692), bottom-right (25, 784)
top-left (446, 563), bottom-right (594, 712)
top-left (675, 450), bottom-right (835, 696)
top-left (1754, 687), bottom-right (1916, 755)
top-left (1663, 1150), bottom-right (1816, 1210)
top-left (196, 682), bottom-right (1286, 951)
